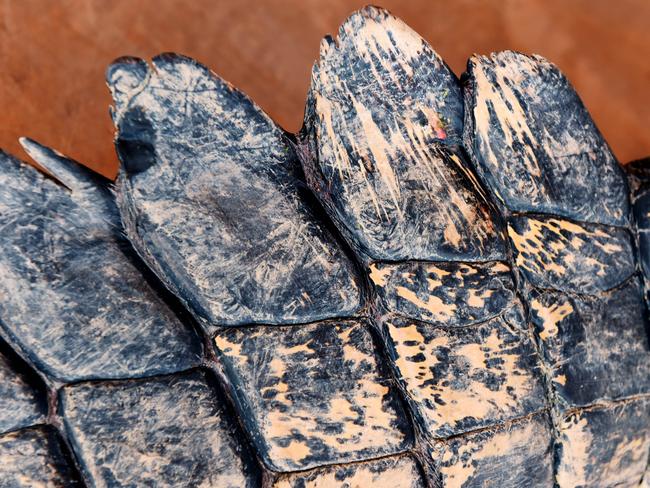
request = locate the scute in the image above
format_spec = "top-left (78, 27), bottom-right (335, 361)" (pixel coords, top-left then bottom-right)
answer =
top-left (0, 346), bottom-right (45, 434)
top-left (107, 53), bottom-right (362, 328)
top-left (435, 413), bottom-right (554, 487)
top-left (273, 455), bottom-right (426, 488)
top-left (383, 307), bottom-right (546, 438)
top-left (304, 6), bottom-right (504, 262)
top-left (529, 278), bottom-right (650, 408)
top-left (464, 51), bottom-right (629, 226)
top-left (556, 400), bottom-right (650, 487)
top-left (370, 260), bottom-right (515, 326)
top-left (61, 370), bottom-right (258, 487)
top-left (508, 215), bottom-right (634, 294)
top-left (214, 319), bottom-right (412, 472)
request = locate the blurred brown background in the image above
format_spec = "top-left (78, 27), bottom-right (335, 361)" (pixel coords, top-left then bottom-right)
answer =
top-left (1, 0), bottom-right (649, 179)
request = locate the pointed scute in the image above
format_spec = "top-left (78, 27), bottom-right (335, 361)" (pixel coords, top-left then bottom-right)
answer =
top-left (304, 6), bottom-right (505, 262)
top-left (107, 54), bottom-right (362, 327)
top-left (464, 50), bottom-right (629, 226)
top-left (19, 137), bottom-right (112, 212)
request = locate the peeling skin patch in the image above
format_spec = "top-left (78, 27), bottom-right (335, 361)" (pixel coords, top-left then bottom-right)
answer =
top-left (507, 215), bottom-right (634, 294)
top-left (214, 320), bottom-right (412, 472)
top-left (273, 454), bottom-right (426, 488)
top-left (61, 370), bottom-right (258, 488)
top-left (107, 54), bottom-right (362, 328)
top-left (0, 427), bottom-right (80, 487)
top-left (383, 307), bottom-right (546, 438)
top-left (371, 260), bottom-right (514, 326)
top-left (529, 278), bottom-right (650, 409)
top-left (0, 150), bottom-right (202, 382)
top-left (436, 413), bottom-right (554, 487)
top-left (0, 348), bottom-right (45, 434)
top-left (556, 400), bottom-right (650, 488)
top-left (464, 51), bottom-right (629, 227)
top-left (302, 6), bottom-right (505, 262)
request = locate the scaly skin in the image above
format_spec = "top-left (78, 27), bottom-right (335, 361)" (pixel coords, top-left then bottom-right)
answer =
top-left (0, 6), bottom-right (648, 488)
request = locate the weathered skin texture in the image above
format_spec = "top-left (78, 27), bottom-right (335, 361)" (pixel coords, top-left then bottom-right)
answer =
top-left (0, 5), bottom-right (648, 488)
top-left (107, 54), bottom-right (362, 329)
top-left (464, 51), bottom-right (650, 486)
top-left (0, 143), bottom-right (201, 382)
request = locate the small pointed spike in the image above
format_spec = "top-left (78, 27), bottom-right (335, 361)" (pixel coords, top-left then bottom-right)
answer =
top-left (19, 137), bottom-right (106, 193)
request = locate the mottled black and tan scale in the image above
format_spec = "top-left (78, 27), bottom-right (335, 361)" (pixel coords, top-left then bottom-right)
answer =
top-left (434, 413), bottom-right (555, 487)
top-left (272, 455), bottom-right (426, 488)
top-left (369, 260), bottom-right (515, 326)
top-left (464, 50), bottom-right (650, 486)
top-left (383, 308), bottom-right (546, 438)
top-left (214, 320), bottom-right (412, 472)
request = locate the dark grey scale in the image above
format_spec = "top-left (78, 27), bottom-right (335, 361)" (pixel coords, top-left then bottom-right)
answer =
top-left (300, 5), bottom-right (550, 483)
top-left (529, 278), bottom-right (650, 409)
top-left (107, 54), bottom-right (362, 329)
top-left (0, 142), bottom-right (202, 382)
top-left (0, 426), bottom-right (82, 487)
top-left (0, 145), bottom-right (258, 486)
top-left (60, 369), bottom-right (259, 488)
top-left (463, 50), bottom-right (650, 486)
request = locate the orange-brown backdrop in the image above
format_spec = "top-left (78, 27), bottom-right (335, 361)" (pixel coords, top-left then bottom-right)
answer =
top-left (1, 0), bottom-right (649, 179)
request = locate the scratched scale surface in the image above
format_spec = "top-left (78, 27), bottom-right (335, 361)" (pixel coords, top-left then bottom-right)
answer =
top-left (0, 6), bottom-right (648, 488)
